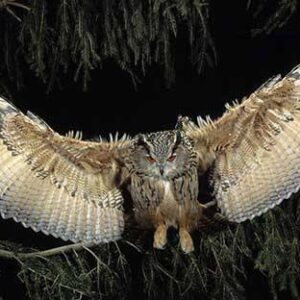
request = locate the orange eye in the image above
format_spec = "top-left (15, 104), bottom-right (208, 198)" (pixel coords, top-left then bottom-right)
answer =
top-left (146, 155), bottom-right (156, 163)
top-left (168, 154), bottom-right (176, 162)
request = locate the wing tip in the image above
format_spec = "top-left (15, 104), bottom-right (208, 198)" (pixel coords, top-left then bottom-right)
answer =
top-left (0, 96), bottom-right (17, 115)
top-left (286, 64), bottom-right (300, 81)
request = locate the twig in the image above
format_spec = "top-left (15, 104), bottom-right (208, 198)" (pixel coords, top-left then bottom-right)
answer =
top-left (0, 242), bottom-right (89, 260)
top-left (7, 1), bottom-right (30, 10)
top-left (123, 240), bottom-right (143, 253)
top-left (0, 0), bottom-right (30, 22)
top-left (5, 6), bottom-right (21, 21)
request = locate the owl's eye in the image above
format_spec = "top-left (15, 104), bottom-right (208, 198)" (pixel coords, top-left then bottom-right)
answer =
top-left (146, 155), bottom-right (156, 163)
top-left (167, 153), bottom-right (177, 162)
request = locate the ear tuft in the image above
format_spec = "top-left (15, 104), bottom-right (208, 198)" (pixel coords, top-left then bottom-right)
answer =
top-left (135, 134), bottom-right (151, 151)
top-left (136, 134), bottom-right (146, 145)
top-left (174, 130), bottom-right (182, 148)
top-left (176, 115), bottom-right (191, 130)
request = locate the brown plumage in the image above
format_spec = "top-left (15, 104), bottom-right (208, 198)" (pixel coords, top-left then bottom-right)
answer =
top-left (1, 64), bottom-right (300, 253)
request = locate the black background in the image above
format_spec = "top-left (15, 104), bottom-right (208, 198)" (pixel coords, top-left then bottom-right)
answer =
top-left (1, 1), bottom-right (300, 299)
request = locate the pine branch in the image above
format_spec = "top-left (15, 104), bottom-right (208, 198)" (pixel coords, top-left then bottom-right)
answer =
top-left (0, 0), bottom-right (296, 92)
top-left (0, 0), bottom-right (216, 92)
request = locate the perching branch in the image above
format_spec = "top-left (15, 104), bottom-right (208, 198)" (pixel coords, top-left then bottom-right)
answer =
top-left (0, 242), bottom-right (86, 260)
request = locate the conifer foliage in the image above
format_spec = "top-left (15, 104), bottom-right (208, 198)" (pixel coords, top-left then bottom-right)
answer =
top-left (0, 0), bottom-right (216, 92)
top-left (0, 0), bottom-right (297, 92)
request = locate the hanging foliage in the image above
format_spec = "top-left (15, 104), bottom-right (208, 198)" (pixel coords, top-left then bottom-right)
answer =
top-left (0, 0), bottom-right (297, 93)
top-left (0, 0), bottom-right (216, 92)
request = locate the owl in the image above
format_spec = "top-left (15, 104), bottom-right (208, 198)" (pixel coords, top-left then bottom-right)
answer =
top-left (0, 64), bottom-right (300, 253)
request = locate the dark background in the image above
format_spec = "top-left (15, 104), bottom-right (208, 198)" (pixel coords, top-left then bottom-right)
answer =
top-left (1, 1), bottom-right (300, 299)
top-left (9, 3), bottom-right (300, 138)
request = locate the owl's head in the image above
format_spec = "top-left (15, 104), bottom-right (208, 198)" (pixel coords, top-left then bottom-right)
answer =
top-left (132, 130), bottom-right (194, 179)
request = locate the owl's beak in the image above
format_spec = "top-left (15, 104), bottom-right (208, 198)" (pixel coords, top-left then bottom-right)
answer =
top-left (158, 165), bottom-right (164, 176)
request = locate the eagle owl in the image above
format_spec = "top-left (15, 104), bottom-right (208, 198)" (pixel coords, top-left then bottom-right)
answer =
top-left (1, 65), bottom-right (300, 253)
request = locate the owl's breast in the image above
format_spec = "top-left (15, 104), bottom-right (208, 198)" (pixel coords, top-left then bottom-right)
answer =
top-left (157, 180), bottom-right (180, 225)
top-left (130, 175), bottom-right (174, 208)
top-left (158, 180), bottom-right (176, 202)
top-left (130, 173), bottom-right (198, 228)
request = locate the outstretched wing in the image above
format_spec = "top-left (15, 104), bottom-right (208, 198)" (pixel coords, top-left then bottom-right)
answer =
top-left (0, 97), bottom-right (132, 244)
top-left (181, 65), bottom-right (300, 222)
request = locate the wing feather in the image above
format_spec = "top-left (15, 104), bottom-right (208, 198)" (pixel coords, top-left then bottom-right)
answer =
top-left (0, 96), bottom-right (132, 243)
top-left (182, 65), bottom-right (300, 222)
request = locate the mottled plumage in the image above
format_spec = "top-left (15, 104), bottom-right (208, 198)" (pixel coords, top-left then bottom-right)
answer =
top-left (1, 64), bottom-right (300, 252)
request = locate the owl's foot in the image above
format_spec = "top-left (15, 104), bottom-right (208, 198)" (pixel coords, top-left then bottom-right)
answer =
top-left (153, 224), bottom-right (167, 250)
top-left (179, 228), bottom-right (194, 253)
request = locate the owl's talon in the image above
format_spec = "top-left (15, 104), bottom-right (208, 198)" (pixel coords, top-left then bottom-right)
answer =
top-left (179, 228), bottom-right (194, 253)
top-left (153, 224), bottom-right (167, 250)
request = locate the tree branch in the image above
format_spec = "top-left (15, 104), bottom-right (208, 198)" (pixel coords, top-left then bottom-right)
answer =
top-left (0, 242), bottom-right (88, 260)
